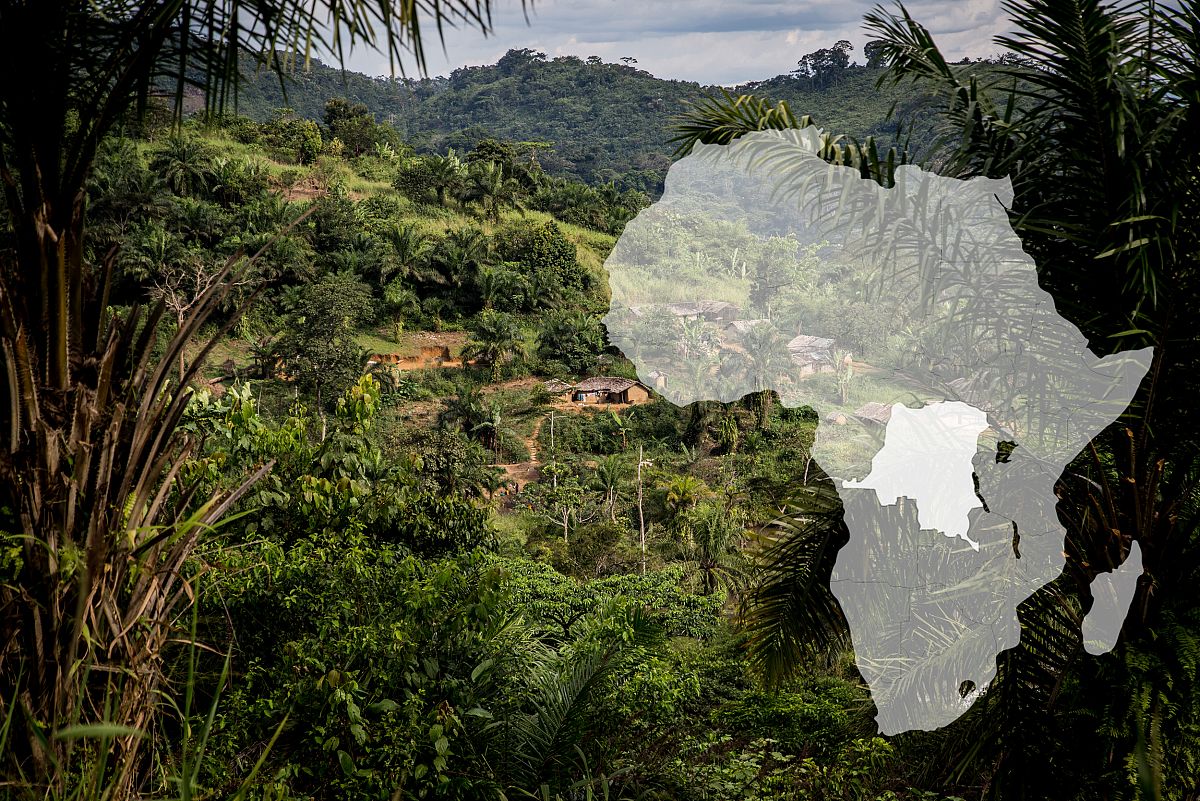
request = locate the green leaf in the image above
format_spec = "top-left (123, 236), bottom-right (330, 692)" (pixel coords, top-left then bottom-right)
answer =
top-left (470, 658), bottom-right (494, 683)
top-left (1095, 238), bottom-right (1150, 258)
top-left (368, 699), bottom-right (399, 713)
top-left (52, 723), bottom-right (145, 741)
top-left (338, 749), bottom-right (356, 777)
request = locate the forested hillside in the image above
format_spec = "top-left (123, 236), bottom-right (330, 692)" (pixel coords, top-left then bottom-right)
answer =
top-left (231, 46), bottom-right (948, 192)
top-left (5, 1), bottom-right (1197, 799)
top-left (54, 107), bottom-right (947, 801)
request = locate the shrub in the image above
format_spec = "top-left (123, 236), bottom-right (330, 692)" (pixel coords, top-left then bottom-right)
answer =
top-left (713, 676), bottom-right (872, 757)
top-left (496, 218), bottom-right (587, 296)
top-left (394, 157), bottom-right (437, 205)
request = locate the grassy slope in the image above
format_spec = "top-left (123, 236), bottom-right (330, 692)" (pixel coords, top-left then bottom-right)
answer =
top-left (177, 129), bottom-right (617, 370)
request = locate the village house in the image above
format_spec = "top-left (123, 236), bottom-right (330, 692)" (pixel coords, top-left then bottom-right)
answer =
top-left (854, 401), bottom-right (894, 426)
top-left (790, 349), bottom-right (834, 376)
top-left (571, 377), bottom-right (653, 405)
top-left (541, 379), bottom-right (574, 399)
top-left (724, 318), bottom-right (773, 337)
top-left (787, 333), bottom-right (836, 376)
top-left (787, 334), bottom-right (835, 353)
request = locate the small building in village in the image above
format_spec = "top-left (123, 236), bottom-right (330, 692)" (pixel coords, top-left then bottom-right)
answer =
top-left (787, 334), bottom-right (836, 353)
top-left (787, 333), bottom-right (837, 376)
top-left (790, 348), bottom-right (834, 376)
top-left (571, 377), bottom-right (653, 405)
top-left (542, 379), bottom-right (574, 399)
top-left (854, 401), bottom-right (894, 426)
top-left (724, 318), bottom-right (773, 337)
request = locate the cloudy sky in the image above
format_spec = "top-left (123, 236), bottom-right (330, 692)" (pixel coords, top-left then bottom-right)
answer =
top-left (345, 0), bottom-right (1013, 85)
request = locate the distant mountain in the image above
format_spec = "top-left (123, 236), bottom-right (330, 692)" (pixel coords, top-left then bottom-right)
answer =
top-left (230, 48), bottom-right (945, 193)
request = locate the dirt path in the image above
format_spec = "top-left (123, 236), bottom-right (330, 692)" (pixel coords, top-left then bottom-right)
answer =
top-left (524, 415), bottom-right (545, 462)
top-left (496, 461), bottom-right (541, 493)
top-left (507, 400), bottom-right (641, 468)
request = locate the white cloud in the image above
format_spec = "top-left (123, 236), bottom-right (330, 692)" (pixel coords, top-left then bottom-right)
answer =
top-left (345, 0), bottom-right (1010, 84)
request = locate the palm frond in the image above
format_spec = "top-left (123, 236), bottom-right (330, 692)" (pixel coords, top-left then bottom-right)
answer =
top-left (497, 606), bottom-right (661, 793)
top-left (738, 481), bottom-right (851, 687)
top-left (671, 89), bottom-right (908, 186)
top-left (672, 91), bottom-right (811, 156)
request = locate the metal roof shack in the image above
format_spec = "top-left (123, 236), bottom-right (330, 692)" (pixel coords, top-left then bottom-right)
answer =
top-left (725, 319), bottom-right (772, 335)
top-left (853, 401), bottom-right (894, 426)
top-left (787, 334), bottom-right (836, 352)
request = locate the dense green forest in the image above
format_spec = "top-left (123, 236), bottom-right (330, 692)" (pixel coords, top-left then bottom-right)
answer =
top-left (45, 107), bottom-right (926, 799)
top-left (2, 1), bottom-right (1199, 800)
top-left (227, 45), bottom-right (951, 192)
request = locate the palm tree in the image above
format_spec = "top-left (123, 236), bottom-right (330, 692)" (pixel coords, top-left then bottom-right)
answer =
top-left (593, 455), bottom-right (629, 523)
top-left (438, 384), bottom-right (487, 435)
top-left (321, 243), bottom-right (385, 280)
top-left (434, 225), bottom-right (492, 292)
top-left (382, 280), bottom-right (421, 340)
top-left (679, 1), bottom-right (1200, 794)
top-left (423, 296), bottom-right (451, 332)
top-left (524, 267), bottom-right (566, 310)
top-left (859, 7), bottom-right (1200, 791)
top-left (739, 480), bottom-right (851, 681)
top-left (428, 149), bottom-right (466, 206)
top-left (150, 135), bottom-right (215, 198)
top-left (494, 607), bottom-right (662, 796)
top-left (381, 222), bottom-right (441, 287)
top-left (86, 139), bottom-right (172, 241)
top-left (0, 0), bottom-right (502, 791)
top-left (536, 310), bottom-right (606, 372)
top-left (661, 474), bottom-right (712, 528)
top-left (470, 402), bottom-right (522, 461)
top-left (464, 309), bottom-right (525, 382)
top-left (463, 159), bottom-right (526, 221)
top-left (724, 323), bottom-right (790, 427)
top-left (672, 90), bottom-right (904, 184)
top-left (475, 265), bottom-right (523, 311)
top-left (683, 503), bottom-right (748, 595)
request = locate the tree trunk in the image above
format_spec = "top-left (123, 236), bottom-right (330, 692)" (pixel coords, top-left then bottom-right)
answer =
top-left (637, 445), bottom-right (647, 575)
top-left (178, 311), bottom-right (188, 383)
